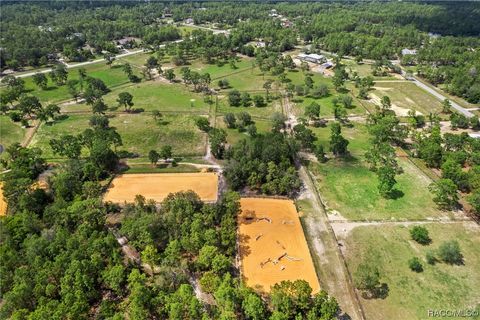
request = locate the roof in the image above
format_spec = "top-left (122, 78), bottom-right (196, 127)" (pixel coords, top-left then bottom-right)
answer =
top-left (298, 53), bottom-right (325, 60)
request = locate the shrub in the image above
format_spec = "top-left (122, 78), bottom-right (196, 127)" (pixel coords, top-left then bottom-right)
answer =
top-left (426, 250), bottom-right (437, 265)
top-left (410, 226), bottom-right (431, 245)
top-left (408, 257), bottom-right (423, 272)
top-left (438, 240), bottom-right (463, 265)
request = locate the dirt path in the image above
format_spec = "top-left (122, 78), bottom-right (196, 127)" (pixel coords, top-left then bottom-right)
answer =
top-left (21, 120), bottom-right (40, 147)
top-left (298, 166), bottom-right (365, 320)
top-left (283, 94), bottom-right (365, 319)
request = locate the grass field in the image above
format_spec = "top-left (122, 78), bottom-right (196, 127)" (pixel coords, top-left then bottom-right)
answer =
top-left (371, 81), bottom-right (444, 115)
top-left (238, 198), bottom-right (320, 294)
top-left (0, 116), bottom-right (26, 148)
top-left (344, 223), bottom-right (480, 320)
top-left (123, 163), bottom-right (200, 174)
top-left (19, 62), bottom-right (137, 104)
top-left (308, 123), bottom-right (448, 221)
top-left (104, 172), bottom-right (218, 203)
top-left (100, 80), bottom-right (211, 113)
top-left (30, 113), bottom-right (206, 159)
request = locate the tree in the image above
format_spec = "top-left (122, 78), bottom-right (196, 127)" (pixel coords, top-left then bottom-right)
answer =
top-left (429, 179), bottom-right (459, 210)
top-left (117, 92), bottom-right (134, 112)
top-left (237, 112), bottom-right (252, 128)
top-left (241, 92), bottom-right (252, 107)
top-left (49, 63), bottom-right (68, 86)
top-left (293, 124), bottom-right (316, 149)
top-left (354, 261), bottom-right (380, 296)
top-left (66, 79), bottom-right (80, 101)
top-left (253, 95), bottom-right (265, 107)
top-left (160, 145), bottom-right (172, 161)
top-left (32, 73), bottom-right (48, 90)
top-left (224, 113), bottom-right (236, 128)
top-left (18, 95), bottom-right (42, 120)
top-left (263, 80), bottom-right (273, 100)
top-left (92, 99), bottom-right (108, 114)
top-left (304, 102), bottom-right (320, 120)
top-left (271, 280), bottom-right (312, 318)
top-left (438, 240), bottom-right (463, 264)
top-left (304, 75), bottom-right (314, 89)
top-left (209, 129), bottom-right (227, 159)
top-left (467, 190), bottom-right (480, 217)
top-left (329, 122), bottom-right (349, 156)
top-left (271, 112), bottom-right (286, 132)
top-left (122, 63), bottom-right (133, 78)
top-left (340, 94), bottom-right (353, 108)
top-left (377, 164), bottom-right (397, 198)
top-left (164, 69), bottom-right (176, 82)
top-left (242, 290), bottom-right (267, 320)
top-left (148, 150), bottom-right (160, 166)
top-left (442, 99), bottom-right (452, 114)
top-left (195, 117), bottom-right (211, 132)
top-left (314, 144), bottom-right (327, 163)
top-left (228, 90), bottom-right (242, 107)
top-left (104, 52), bottom-right (116, 67)
top-left (78, 68), bottom-right (87, 90)
top-left (50, 135), bottom-right (82, 159)
top-left (410, 226), bottom-right (431, 245)
top-left (38, 103), bottom-right (60, 122)
top-left (408, 257), bottom-right (423, 272)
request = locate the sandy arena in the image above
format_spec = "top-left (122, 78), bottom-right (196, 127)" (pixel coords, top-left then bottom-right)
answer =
top-left (238, 198), bottom-right (320, 293)
top-left (0, 183), bottom-right (7, 216)
top-left (104, 172), bottom-right (218, 203)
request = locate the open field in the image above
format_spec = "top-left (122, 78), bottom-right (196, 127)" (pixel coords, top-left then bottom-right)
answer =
top-left (30, 113), bottom-right (206, 159)
top-left (217, 97), bottom-right (282, 119)
top-left (18, 63), bottom-right (137, 104)
top-left (0, 115), bottom-right (26, 148)
top-left (238, 198), bottom-right (320, 294)
top-left (0, 183), bottom-right (6, 216)
top-left (344, 223), bottom-right (480, 320)
top-left (104, 172), bottom-right (218, 203)
top-left (371, 81), bottom-right (444, 115)
top-left (101, 80), bottom-right (211, 113)
top-left (308, 123), bottom-right (450, 221)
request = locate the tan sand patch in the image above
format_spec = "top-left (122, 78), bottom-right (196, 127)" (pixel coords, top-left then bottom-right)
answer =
top-left (0, 183), bottom-right (7, 216)
top-left (104, 172), bottom-right (218, 203)
top-left (238, 198), bottom-right (320, 293)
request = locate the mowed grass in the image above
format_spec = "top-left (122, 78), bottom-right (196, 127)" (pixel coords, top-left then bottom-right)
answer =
top-left (308, 123), bottom-right (448, 220)
top-left (372, 81), bottom-right (444, 115)
top-left (345, 223), bottom-right (480, 320)
top-left (30, 113), bottom-right (206, 159)
top-left (18, 62), bottom-right (136, 104)
top-left (0, 116), bottom-right (26, 148)
top-left (95, 80), bottom-right (211, 113)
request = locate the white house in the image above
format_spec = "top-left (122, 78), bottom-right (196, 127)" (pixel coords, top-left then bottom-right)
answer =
top-left (298, 53), bottom-right (327, 64)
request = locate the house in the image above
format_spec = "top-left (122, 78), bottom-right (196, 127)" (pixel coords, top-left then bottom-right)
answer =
top-left (298, 53), bottom-right (327, 64)
top-left (401, 48), bottom-right (417, 56)
top-left (255, 41), bottom-right (266, 48)
top-left (185, 18), bottom-right (194, 25)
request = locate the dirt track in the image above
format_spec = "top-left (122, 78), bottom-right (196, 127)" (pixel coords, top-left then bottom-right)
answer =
top-left (103, 172), bottom-right (218, 203)
top-left (238, 198), bottom-right (320, 293)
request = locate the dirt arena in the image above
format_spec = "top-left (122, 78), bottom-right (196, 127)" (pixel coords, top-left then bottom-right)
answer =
top-left (0, 183), bottom-right (7, 216)
top-left (238, 198), bottom-right (320, 293)
top-left (103, 172), bottom-right (218, 203)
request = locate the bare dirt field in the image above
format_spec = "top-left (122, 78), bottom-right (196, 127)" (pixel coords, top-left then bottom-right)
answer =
top-left (0, 183), bottom-right (6, 216)
top-left (103, 172), bottom-right (218, 203)
top-left (238, 198), bottom-right (320, 293)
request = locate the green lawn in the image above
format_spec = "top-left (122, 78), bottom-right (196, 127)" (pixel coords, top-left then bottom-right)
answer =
top-left (18, 62), bottom-right (137, 104)
top-left (308, 123), bottom-right (449, 220)
top-left (123, 163), bottom-right (200, 174)
top-left (0, 116), bottom-right (26, 148)
top-left (30, 113), bottom-right (206, 159)
top-left (95, 80), bottom-right (211, 113)
top-left (345, 224), bottom-right (480, 320)
top-left (216, 96), bottom-right (282, 120)
top-left (372, 81), bottom-right (444, 115)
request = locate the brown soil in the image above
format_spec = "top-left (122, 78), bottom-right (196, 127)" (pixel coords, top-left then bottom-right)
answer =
top-left (103, 172), bottom-right (218, 203)
top-left (238, 198), bottom-right (320, 293)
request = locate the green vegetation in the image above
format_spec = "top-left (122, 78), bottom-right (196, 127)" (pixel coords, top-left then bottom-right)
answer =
top-left (0, 115), bottom-right (26, 147)
top-left (346, 224), bottom-right (480, 320)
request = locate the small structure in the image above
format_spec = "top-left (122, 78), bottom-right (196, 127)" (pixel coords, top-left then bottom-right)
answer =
top-left (185, 18), bottom-right (194, 25)
top-left (401, 48), bottom-right (417, 56)
top-left (255, 41), bottom-right (266, 48)
top-left (298, 53), bottom-right (327, 64)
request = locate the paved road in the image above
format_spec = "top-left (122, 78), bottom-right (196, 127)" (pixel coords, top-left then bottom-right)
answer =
top-left (10, 49), bottom-right (144, 79)
top-left (408, 76), bottom-right (474, 118)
